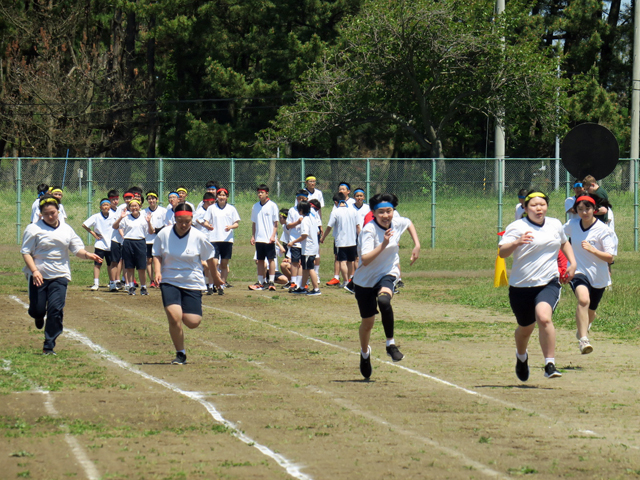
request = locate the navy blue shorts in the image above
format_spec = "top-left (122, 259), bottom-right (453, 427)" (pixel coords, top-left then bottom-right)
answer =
top-left (570, 273), bottom-right (606, 311)
top-left (256, 242), bottom-right (276, 261)
top-left (354, 275), bottom-right (396, 318)
top-left (289, 247), bottom-right (302, 264)
top-left (214, 242), bottom-right (233, 260)
top-left (509, 279), bottom-right (561, 327)
top-left (94, 248), bottom-right (112, 266)
top-left (301, 254), bottom-right (316, 270)
top-left (146, 243), bottom-right (153, 258)
top-left (110, 241), bottom-right (122, 264)
top-left (337, 245), bottom-right (357, 262)
top-left (123, 239), bottom-right (147, 270)
top-left (160, 283), bottom-right (203, 316)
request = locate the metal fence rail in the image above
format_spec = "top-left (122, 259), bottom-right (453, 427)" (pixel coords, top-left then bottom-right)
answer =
top-left (3, 157), bottom-right (638, 251)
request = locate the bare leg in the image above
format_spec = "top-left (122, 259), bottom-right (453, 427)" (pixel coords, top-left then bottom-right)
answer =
top-left (220, 259), bottom-right (230, 283)
top-left (309, 269), bottom-right (318, 290)
top-left (536, 302), bottom-right (556, 358)
top-left (515, 323), bottom-right (535, 356)
top-left (574, 285), bottom-right (590, 338)
top-left (359, 316), bottom-right (376, 352)
top-left (165, 305), bottom-right (202, 351)
top-left (137, 269), bottom-right (146, 286)
top-left (339, 261), bottom-right (349, 283)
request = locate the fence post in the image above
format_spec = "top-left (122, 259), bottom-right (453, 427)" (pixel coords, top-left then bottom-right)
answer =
top-left (230, 158), bottom-right (235, 204)
top-left (300, 158), bottom-right (305, 188)
top-left (366, 158), bottom-right (371, 200)
top-left (431, 158), bottom-right (436, 249)
top-left (635, 158), bottom-right (638, 252)
top-left (87, 158), bottom-right (93, 244)
top-left (16, 157), bottom-right (22, 244)
top-left (158, 158), bottom-right (164, 206)
top-left (497, 158), bottom-right (504, 233)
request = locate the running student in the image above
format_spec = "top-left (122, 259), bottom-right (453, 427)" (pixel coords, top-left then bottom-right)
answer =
top-left (286, 190), bottom-right (309, 292)
top-left (21, 195), bottom-right (102, 355)
top-left (153, 203), bottom-right (220, 365)
top-left (113, 198), bottom-right (149, 295)
top-left (249, 184), bottom-right (279, 291)
top-left (499, 191), bottom-right (576, 381)
top-left (204, 187), bottom-right (240, 289)
top-left (563, 195), bottom-right (616, 355)
top-left (564, 181), bottom-right (585, 221)
top-left (196, 180), bottom-right (219, 210)
top-left (31, 183), bottom-right (50, 223)
top-left (144, 191), bottom-right (167, 288)
top-left (288, 201), bottom-right (321, 296)
top-left (354, 193), bottom-right (420, 379)
top-left (82, 198), bottom-right (117, 291)
top-left (296, 174), bottom-right (325, 219)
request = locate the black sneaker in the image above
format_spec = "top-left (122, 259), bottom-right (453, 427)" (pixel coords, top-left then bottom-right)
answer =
top-left (281, 282), bottom-right (291, 289)
top-left (217, 287), bottom-right (224, 296)
top-left (360, 349), bottom-right (372, 379)
top-left (116, 281), bottom-right (124, 291)
top-left (140, 286), bottom-right (148, 296)
top-left (128, 286), bottom-right (136, 296)
top-left (306, 289), bottom-right (321, 296)
top-left (397, 279), bottom-right (405, 288)
top-left (206, 286), bottom-right (214, 295)
top-left (291, 287), bottom-right (307, 294)
top-left (171, 352), bottom-right (187, 365)
top-left (386, 344), bottom-right (404, 362)
top-left (344, 280), bottom-right (355, 294)
top-left (42, 349), bottom-right (57, 356)
top-left (34, 317), bottom-right (45, 330)
top-left (224, 282), bottom-right (233, 288)
top-left (515, 355), bottom-right (529, 382)
top-left (544, 362), bottom-right (562, 378)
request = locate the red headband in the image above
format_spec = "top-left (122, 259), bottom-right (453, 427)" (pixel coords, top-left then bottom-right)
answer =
top-left (218, 188), bottom-right (229, 196)
top-left (123, 193), bottom-right (134, 199)
top-left (575, 195), bottom-right (596, 206)
top-left (257, 189), bottom-right (267, 193)
top-left (175, 210), bottom-right (193, 217)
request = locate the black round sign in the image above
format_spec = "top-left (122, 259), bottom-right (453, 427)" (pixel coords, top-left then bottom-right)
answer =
top-left (561, 123), bottom-right (619, 181)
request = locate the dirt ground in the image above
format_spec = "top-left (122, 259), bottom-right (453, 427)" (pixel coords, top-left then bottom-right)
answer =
top-left (1, 278), bottom-right (640, 479)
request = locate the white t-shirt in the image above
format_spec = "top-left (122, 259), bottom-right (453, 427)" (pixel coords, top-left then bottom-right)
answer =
top-left (31, 198), bottom-right (41, 223)
top-left (280, 224), bottom-right (290, 246)
top-left (193, 205), bottom-right (210, 234)
top-left (21, 220), bottom-right (84, 280)
top-left (295, 188), bottom-right (325, 209)
top-left (300, 215), bottom-right (319, 256)
top-left (563, 218), bottom-right (616, 288)
top-left (205, 203), bottom-right (241, 243)
top-left (286, 207), bottom-right (302, 248)
top-left (327, 206), bottom-right (358, 247)
top-left (499, 216), bottom-right (567, 287)
top-left (515, 203), bottom-right (525, 221)
top-left (353, 217), bottom-right (412, 288)
top-left (251, 199), bottom-right (279, 243)
top-left (152, 226), bottom-right (216, 290)
top-left (112, 204), bottom-right (127, 243)
top-left (120, 213), bottom-right (148, 240)
top-left (353, 203), bottom-right (371, 229)
top-left (83, 211), bottom-right (116, 251)
top-left (564, 196), bottom-right (579, 221)
top-left (164, 204), bottom-right (176, 226)
top-left (144, 206), bottom-right (167, 244)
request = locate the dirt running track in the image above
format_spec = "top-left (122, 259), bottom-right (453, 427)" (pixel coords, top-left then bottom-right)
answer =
top-left (1, 285), bottom-right (639, 480)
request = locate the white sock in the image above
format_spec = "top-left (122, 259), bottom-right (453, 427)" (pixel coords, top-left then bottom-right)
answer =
top-left (94, 279), bottom-right (99, 286)
top-left (334, 274), bottom-right (339, 280)
top-left (178, 349), bottom-right (186, 354)
top-left (295, 276), bottom-right (302, 287)
top-left (516, 350), bottom-right (528, 362)
top-left (545, 357), bottom-right (555, 365)
top-left (361, 346), bottom-right (370, 359)
top-left (141, 285), bottom-right (146, 289)
top-left (314, 265), bottom-right (320, 276)
top-left (258, 275), bottom-right (264, 284)
top-left (209, 283), bottom-right (214, 289)
top-left (386, 338), bottom-right (395, 347)
top-left (269, 275), bottom-right (275, 283)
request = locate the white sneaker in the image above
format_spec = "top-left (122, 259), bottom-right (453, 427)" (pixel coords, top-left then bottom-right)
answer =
top-left (579, 337), bottom-right (593, 355)
top-left (90, 284), bottom-right (100, 291)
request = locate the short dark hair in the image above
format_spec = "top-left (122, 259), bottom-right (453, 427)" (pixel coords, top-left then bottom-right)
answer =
top-left (309, 199), bottom-right (321, 210)
top-left (518, 188), bottom-right (528, 197)
top-left (206, 180), bottom-right (218, 189)
top-left (37, 183), bottom-right (49, 195)
top-left (174, 202), bottom-right (193, 214)
top-left (296, 189), bottom-right (308, 197)
top-left (333, 192), bottom-right (346, 203)
top-left (108, 189), bottom-right (119, 198)
top-left (130, 186), bottom-right (143, 195)
top-left (257, 184), bottom-right (269, 193)
top-left (338, 181), bottom-right (351, 191)
top-left (369, 193), bottom-right (398, 210)
top-left (297, 200), bottom-right (311, 216)
top-left (203, 192), bottom-right (215, 201)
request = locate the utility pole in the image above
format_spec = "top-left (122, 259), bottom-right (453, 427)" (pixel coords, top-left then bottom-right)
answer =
top-left (630, 0), bottom-right (640, 190)
top-left (495, 0), bottom-right (506, 195)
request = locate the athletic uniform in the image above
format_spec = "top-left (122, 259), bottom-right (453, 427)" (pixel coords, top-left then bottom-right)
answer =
top-left (21, 219), bottom-right (85, 351)
top-left (251, 199), bottom-right (279, 260)
top-left (110, 204), bottom-right (127, 264)
top-left (205, 203), bottom-right (240, 260)
top-left (120, 213), bottom-right (148, 270)
top-left (515, 203), bottom-right (525, 221)
top-left (564, 196), bottom-right (579, 221)
top-left (327, 205), bottom-right (359, 262)
top-left (295, 188), bottom-right (325, 209)
top-left (145, 205), bottom-right (168, 258)
top-left (353, 203), bottom-right (371, 229)
top-left (83, 210), bottom-right (116, 265)
top-left (300, 215), bottom-right (319, 270)
top-left (286, 206), bottom-right (303, 265)
top-left (499, 216), bottom-right (567, 326)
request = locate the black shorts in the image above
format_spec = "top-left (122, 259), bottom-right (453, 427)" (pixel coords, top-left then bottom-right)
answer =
top-left (256, 242), bottom-right (276, 261)
top-left (94, 248), bottom-right (112, 266)
top-left (122, 239), bottom-right (147, 270)
top-left (214, 242), bottom-right (233, 260)
top-left (110, 241), bottom-right (122, 264)
top-left (301, 254), bottom-right (316, 270)
top-left (289, 247), bottom-right (302, 264)
top-left (333, 241), bottom-right (338, 256)
top-left (160, 283), bottom-right (203, 316)
top-left (337, 245), bottom-right (357, 262)
top-left (570, 274), bottom-right (606, 311)
top-left (146, 243), bottom-right (153, 258)
top-left (509, 279), bottom-right (561, 327)
top-left (354, 275), bottom-right (396, 318)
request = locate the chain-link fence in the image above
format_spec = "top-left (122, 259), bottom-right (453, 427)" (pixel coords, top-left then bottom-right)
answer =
top-left (2, 157), bottom-right (638, 251)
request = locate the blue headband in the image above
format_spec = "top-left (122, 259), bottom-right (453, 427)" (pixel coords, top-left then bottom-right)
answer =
top-left (518, 195), bottom-right (526, 199)
top-left (338, 200), bottom-right (347, 205)
top-left (296, 192), bottom-right (307, 197)
top-left (372, 202), bottom-right (394, 211)
top-left (207, 185), bottom-right (217, 190)
top-left (100, 199), bottom-right (111, 206)
top-left (168, 192), bottom-right (179, 198)
top-left (339, 183), bottom-right (349, 189)
top-left (354, 189), bottom-right (365, 194)
top-left (573, 182), bottom-right (583, 188)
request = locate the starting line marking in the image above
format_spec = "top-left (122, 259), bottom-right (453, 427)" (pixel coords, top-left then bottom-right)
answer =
top-left (9, 295), bottom-right (312, 480)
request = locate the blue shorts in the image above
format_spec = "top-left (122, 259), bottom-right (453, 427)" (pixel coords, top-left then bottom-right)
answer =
top-left (110, 242), bottom-right (122, 264)
top-left (354, 275), bottom-right (396, 318)
top-left (214, 242), bottom-right (233, 260)
top-left (122, 239), bottom-right (147, 270)
top-left (509, 279), bottom-right (561, 327)
top-left (289, 247), bottom-right (302, 264)
top-left (570, 274), bottom-right (606, 311)
top-left (160, 283), bottom-right (203, 316)
top-left (94, 248), bottom-right (112, 266)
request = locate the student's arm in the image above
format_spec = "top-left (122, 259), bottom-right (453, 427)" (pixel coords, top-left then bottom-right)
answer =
top-left (251, 222), bottom-right (256, 245)
top-left (206, 258), bottom-right (223, 287)
top-left (286, 217), bottom-right (302, 229)
top-left (75, 249), bottom-right (103, 263)
top-left (153, 257), bottom-right (162, 285)
top-left (225, 220), bottom-right (239, 232)
top-left (22, 253), bottom-right (43, 287)
top-left (580, 240), bottom-right (614, 264)
top-left (360, 229), bottom-right (392, 267)
top-left (82, 224), bottom-right (102, 241)
top-left (560, 241), bottom-right (576, 282)
top-left (406, 222), bottom-right (421, 266)
top-left (270, 221), bottom-right (278, 244)
top-left (288, 234), bottom-right (308, 247)
top-left (498, 231), bottom-right (532, 258)
top-left (113, 209), bottom-right (127, 229)
top-left (320, 226), bottom-right (332, 244)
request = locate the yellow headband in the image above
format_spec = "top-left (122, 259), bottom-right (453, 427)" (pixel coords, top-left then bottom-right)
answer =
top-left (51, 188), bottom-right (63, 194)
top-left (176, 188), bottom-right (187, 194)
top-left (39, 197), bottom-right (58, 207)
top-left (524, 192), bottom-right (547, 203)
top-left (129, 199), bottom-right (141, 206)
top-left (305, 176), bottom-right (316, 181)
top-left (146, 193), bottom-right (158, 199)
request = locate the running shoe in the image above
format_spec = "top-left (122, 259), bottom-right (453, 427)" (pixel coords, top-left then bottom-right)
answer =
top-left (291, 288), bottom-right (307, 294)
top-left (42, 349), bottom-right (57, 356)
top-left (224, 282), bottom-right (234, 288)
top-left (307, 289), bottom-right (321, 296)
top-left (268, 282), bottom-right (276, 291)
top-left (140, 286), bottom-right (149, 296)
top-left (34, 317), bottom-right (45, 330)
top-left (396, 279), bottom-right (405, 288)
top-left (386, 345), bottom-right (404, 362)
top-left (134, 281), bottom-right (139, 288)
top-left (579, 338), bottom-right (593, 355)
top-left (90, 284), bottom-right (100, 291)
top-left (206, 286), bottom-right (215, 295)
top-left (171, 352), bottom-right (187, 365)
top-left (326, 278), bottom-right (340, 286)
top-left (116, 281), bottom-right (124, 291)
top-left (281, 282), bottom-right (291, 289)
top-left (150, 281), bottom-right (158, 288)
top-left (109, 284), bottom-right (117, 292)
top-left (248, 282), bottom-right (265, 291)
top-left (128, 286), bottom-right (136, 296)
top-left (544, 362), bottom-right (562, 378)
top-left (515, 355), bottom-right (529, 382)
top-left (218, 287), bottom-right (224, 296)
top-left (360, 347), bottom-right (372, 379)
top-left (343, 281), bottom-right (355, 294)
top-left (288, 283), bottom-right (298, 293)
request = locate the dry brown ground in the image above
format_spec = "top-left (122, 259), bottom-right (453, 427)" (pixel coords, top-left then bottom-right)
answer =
top-left (1, 280), bottom-right (640, 480)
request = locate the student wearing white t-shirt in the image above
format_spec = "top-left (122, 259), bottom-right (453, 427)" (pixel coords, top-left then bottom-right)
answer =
top-left (288, 201), bottom-right (321, 295)
top-left (563, 195), bottom-right (616, 355)
top-left (195, 180), bottom-right (218, 211)
top-left (352, 188), bottom-right (371, 229)
top-left (113, 199), bottom-right (149, 296)
top-left (144, 191), bottom-right (168, 289)
top-left (193, 192), bottom-right (218, 295)
top-left (21, 195), bottom-right (102, 355)
top-left (286, 190), bottom-right (309, 291)
top-left (321, 193), bottom-right (361, 291)
top-left (164, 192), bottom-right (180, 226)
top-left (30, 183), bottom-right (50, 223)
top-left (353, 194), bottom-right (420, 379)
top-left (564, 181), bottom-right (585, 222)
top-left (249, 185), bottom-right (279, 291)
top-left (82, 198), bottom-right (117, 291)
top-left (106, 190), bottom-right (125, 290)
top-left (515, 188), bottom-right (527, 221)
top-left (499, 191), bottom-right (577, 381)
top-left (152, 203), bottom-right (220, 365)
top-left (203, 188), bottom-right (240, 289)
top-left (308, 199), bottom-right (323, 283)
top-left (49, 187), bottom-right (68, 223)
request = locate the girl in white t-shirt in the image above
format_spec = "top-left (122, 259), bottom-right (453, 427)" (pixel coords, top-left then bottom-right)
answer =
top-left (152, 203), bottom-right (220, 365)
top-left (563, 195), bottom-right (616, 355)
top-left (113, 199), bottom-right (149, 295)
top-left (352, 193), bottom-right (420, 380)
top-left (499, 191), bottom-right (576, 381)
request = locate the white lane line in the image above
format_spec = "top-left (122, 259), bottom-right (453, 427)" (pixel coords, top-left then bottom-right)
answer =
top-left (10, 295), bottom-right (313, 480)
top-left (2, 358), bottom-right (101, 480)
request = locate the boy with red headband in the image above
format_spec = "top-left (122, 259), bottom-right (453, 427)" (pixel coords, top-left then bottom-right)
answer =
top-left (249, 184), bottom-right (279, 291)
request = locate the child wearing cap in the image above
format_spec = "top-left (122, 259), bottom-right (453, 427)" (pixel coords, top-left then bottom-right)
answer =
top-left (515, 188), bottom-right (527, 220)
top-left (564, 181), bottom-right (585, 221)
top-left (82, 198), bottom-right (118, 291)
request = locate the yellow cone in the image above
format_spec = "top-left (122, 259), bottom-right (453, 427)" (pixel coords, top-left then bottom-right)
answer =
top-left (494, 247), bottom-right (508, 287)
